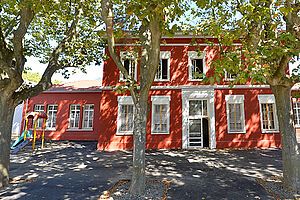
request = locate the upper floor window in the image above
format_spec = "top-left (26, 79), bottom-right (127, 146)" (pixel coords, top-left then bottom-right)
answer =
top-left (225, 95), bottom-right (246, 133)
top-left (155, 51), bottom-right (171, 81)
top-left (225, 70), bottom-right (238, 81)
top-left (188, 51), bottom-right (206, 81)
top-left (46, 105), bottom-right (58, 129)
top-left (69, 104), bottom-right (80, 129)
top-left (258, 95), bottom-right (279, 133)
top-left (117, 96), bottom-right (134, 135)
top-left (151, 96), bottom-right (170, 134)
top-left (120, 51), bottom-right (137, 81)
top-left (82, 104), bottom-right (94, 129)
top-left (34, 104), bottom-right (45, 128)
top-left (293, 102), bottom-right (300, 127)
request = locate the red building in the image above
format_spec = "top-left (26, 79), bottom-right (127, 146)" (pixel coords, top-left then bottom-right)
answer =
top-left (22, 36), bottom-right (300, 150)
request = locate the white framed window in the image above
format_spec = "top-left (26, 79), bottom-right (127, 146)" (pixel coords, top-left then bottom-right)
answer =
top-left (117, 96), bottom-right (134, 135)
top-left (151, 96), bottom-right (170, 134)
top-left (155, 51), bottom-right (171, 81)
top-left (258, 95), bottom-right (279, 133)
top-left (225, 70), bottom-right (238, 81)
top-left (293, 101), bottom-right (300, 127)
top-left (69, 104), bottom-right (81, 129)
top-left (188, 51), bottom-right (206, 81)
top-left (82, 104), bottom-right (94, 129)
top-left (119, 51), bottom-right (137, 81)
top-left (225, 95), bottom-right (246, 133)
top-left (46, 105), bottom-right (58, 130)
top-left (34, 104), bottom-right (45, 128)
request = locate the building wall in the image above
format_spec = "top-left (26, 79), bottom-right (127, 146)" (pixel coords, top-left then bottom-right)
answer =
top-left (98, 89), bottom-right (183, 150)
top-left (21, 92), bottom-right (102, 141)
top-left (214, 88), bottom-right (281, 148)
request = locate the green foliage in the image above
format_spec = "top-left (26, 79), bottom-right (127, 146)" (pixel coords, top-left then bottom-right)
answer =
top-left (191, 0), bottom-right (299, 86)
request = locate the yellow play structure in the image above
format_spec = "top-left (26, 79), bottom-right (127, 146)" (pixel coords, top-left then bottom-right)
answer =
top-left (11, 111), bottom-right (48, 153)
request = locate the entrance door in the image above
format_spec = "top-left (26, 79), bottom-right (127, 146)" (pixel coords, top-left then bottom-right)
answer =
top-left (188, 100), bottom-right (209, 148)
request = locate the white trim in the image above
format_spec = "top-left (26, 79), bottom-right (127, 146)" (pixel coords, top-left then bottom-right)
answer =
top-left (45, 128), bottom-right (56, 131)
top-left (154, 51), bottom-right (171, 82)
top-left (188, 51), bottom-right (206, 81)
top-left (151, 96), bottom-right (170, 135)
top-left (182, 89), bottom-right (216, 149)
top-left (119, 51), bottom-right (138, 81)
top-left (69, 104), bottom-right (81, 129)
top-left (117, 96), bottom-right (134, 135)
top-left (293, 101), bottom-right (300, 127)
top-left (82, 104), bottom-right (94, 129)
top-left (225, 95), bottom-right (246, 133)
top-left (100, 84), bottom-right (271, 90)
top-left (257, 95), bottom-right (279, 133)
top-left (46, 104), bottom-right (58, 129)
top-left (225, 70), bottom-right (237, 81)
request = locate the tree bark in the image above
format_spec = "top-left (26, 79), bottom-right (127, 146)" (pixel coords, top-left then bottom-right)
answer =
top-left (0, 98), bottom-right (15, 187)
top-left (129, 98), bottom-right (148, 194)
top-left (272, 85), bottom-right (300, 193)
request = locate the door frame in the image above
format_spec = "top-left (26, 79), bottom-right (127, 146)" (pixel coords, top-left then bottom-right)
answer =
top-left (182, 88), bottom-right (216, 149)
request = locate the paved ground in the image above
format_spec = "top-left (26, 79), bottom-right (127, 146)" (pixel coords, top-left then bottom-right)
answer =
top-left (0, 141), bottom-right (283, 200)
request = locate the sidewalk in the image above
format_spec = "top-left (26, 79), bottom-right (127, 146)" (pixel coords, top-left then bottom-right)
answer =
top-left (1, 141), bottom-right (282, 199)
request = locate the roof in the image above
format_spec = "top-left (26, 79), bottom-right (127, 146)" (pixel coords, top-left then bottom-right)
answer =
top-left (45, 80), bottom-right (102, 93)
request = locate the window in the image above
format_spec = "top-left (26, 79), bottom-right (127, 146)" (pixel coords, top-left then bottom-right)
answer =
top-left (117, 96), bottom-right (134, 135)
top-left (155, 51), bottom-right (171, 81)
top-left (258, 95), bottom-right (279, 133)
top-left (151, 96), bottom-right (170, 134)
top-left (188, 51), bottom-right (206, 81)
top-left (225, 70), bottom-right (238, 81)
top-left (225, 95), bottom-right (246, 133)
top-left (293, 102), bottom-right (300, 127)
top-left (120, 51), bottom-right (137, 81)
top-left (82, 104), bottom-right (94, 129)
top-left (46, 105), bottom-right (58, 129)
top-left (34, 104), bottom-right (45, 128)
top-left (69, 105), bottom-right (80, 129)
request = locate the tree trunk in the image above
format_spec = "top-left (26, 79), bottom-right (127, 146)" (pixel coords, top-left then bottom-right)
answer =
top-left (272, 85), bottom-right (300, 194)
top-left (129, 98), bottom-right (148, 194)
top-left (0, 99), bottom-right (15, 187)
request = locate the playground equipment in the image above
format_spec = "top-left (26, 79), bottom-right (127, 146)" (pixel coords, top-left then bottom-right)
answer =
top-left (11, 111), bottom-right (48, 153)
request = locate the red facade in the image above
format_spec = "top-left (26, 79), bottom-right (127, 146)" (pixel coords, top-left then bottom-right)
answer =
top-left (21, 36), bottom-right (300, 150)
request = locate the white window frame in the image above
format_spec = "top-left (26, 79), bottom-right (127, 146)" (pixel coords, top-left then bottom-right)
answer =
top-left (154, 51), bottom-right (171, 81)
top-left (293, 100), bottom-right (300, 128)
top-left (117, 96), bottom-right (135, 135)
top-left (46, 105), bottom-right (58, 130)
top-left (151, 96), bottom-right (171, 134)
top-left (34, 104), bottom-right (45, 128)
top-left (258, 95), bottom-right (279, 133)
top-left (188, 51), bottom-right (206, 81)
top-left (119, 51), bottom-right (137, 81)
top-left (225, 70), bottom-right (238, 81)
top-left (69, 104), bottom-right (81, 129)
top-left (225, 95), bottom-right (246, 133)
top-left (82, 104), bottom-right (94, 129)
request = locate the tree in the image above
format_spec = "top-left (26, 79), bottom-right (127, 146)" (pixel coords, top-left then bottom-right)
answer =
top-left (101, 0), bottom-right (186, 194)
top-left (193, 0), bottom-right (300, 193)
top-left (0, 0), bottom-right (103, 187)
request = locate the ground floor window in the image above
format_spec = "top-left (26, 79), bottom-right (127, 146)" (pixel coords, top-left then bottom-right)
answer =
top-left (117, 96), bottom-right (134, 135)
top-left (69, 105), bottom-right (80, 128)
top-left (34, 104), bottom-right (45, 128)
top-left (258, 95), bottom-right (279, 133)
top-left (82, 104), bottom-right (94, 129)
top-left (293, 102), bottom-right (300, 127)
top-left (225, 95), bottom-right (246, 133)
top-left (46, 105), bottom-right (58, 129)
top-left (151, 96), bottom-right (170, 134)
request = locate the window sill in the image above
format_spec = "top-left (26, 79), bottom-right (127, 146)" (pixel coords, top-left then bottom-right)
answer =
top-left (262, 130), bottom-right (280, 134)
top-left (66, 128), bottom-right (93, 131)
top-left (151, 132), bottom-right (170, 135)
top-left (45, 128), bottom-right (56, 131)
top-left (189, 79), bottom-right (204, 82)
top-left (228, 131), bottom-right (246, 134)
top-left (225, 79), bottom-right (236, 82)
top-left (154, 79), bottom-right (170, 82)
top-left (116, 132), bottom-right (133, 136)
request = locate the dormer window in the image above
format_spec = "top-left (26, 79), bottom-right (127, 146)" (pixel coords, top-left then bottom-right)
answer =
top-left (120, 51), bottom-right (137, 81)
top-left (188, 51), bottom-right (206, 81)
top-left (155, 51), bottom-right (171, 81)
